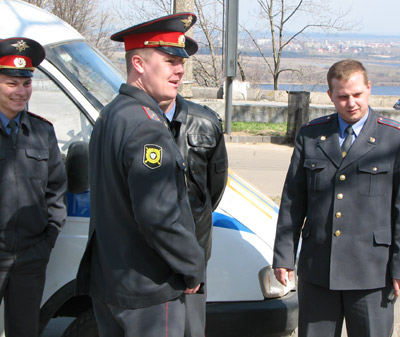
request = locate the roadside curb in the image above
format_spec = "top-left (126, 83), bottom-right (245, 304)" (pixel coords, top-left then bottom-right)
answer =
top-left (224, 134), bottom-right (289, 144)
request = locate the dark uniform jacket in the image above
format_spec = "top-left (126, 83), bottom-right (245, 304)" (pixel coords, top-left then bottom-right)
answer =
top-left (170, 95), bottom-right (228, 261)
top-left (76, 84), bottom-right (205, 309)
top-left (0, 110), bottom-right (66, 254)
top-left (273, 108), bottom-right (400, 290)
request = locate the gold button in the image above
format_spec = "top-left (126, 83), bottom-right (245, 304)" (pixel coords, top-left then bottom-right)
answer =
top-left (336, 212), bottom-right (342, 218)
top-left (370, 137), bottom-right (376, 143)
top-left (311, 164), bottom-right (316, 168)
top-left (372, 167), bottom-right (378, 172)
top-left (337, 193), bottom-right (343, 200)
top-left (334, 230), bottom-right (341, 237)
top-left (340, 175), bottom-right (346, 181)
top-left (321, 136), bottom-right (326, 141)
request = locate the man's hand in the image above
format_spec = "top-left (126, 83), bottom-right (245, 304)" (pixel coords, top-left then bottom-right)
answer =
top-left (184, 284), bottom-right (201, 294)
top-left (394, 278), bottom-right (400, 297)
top-left (274, 267), bottom-right (294, 287)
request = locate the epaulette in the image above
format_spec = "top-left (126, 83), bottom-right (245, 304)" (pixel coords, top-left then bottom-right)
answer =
top-left (142, 106), bottom-right (161, 122)
top-left (301, 115), bottom-right (333, 128)
top-left (27, 111), bottom-right (53, 125)
top-left (377, 117), bottom-right (400, 130)
top-left (203, 105), bottom-right (222, 121)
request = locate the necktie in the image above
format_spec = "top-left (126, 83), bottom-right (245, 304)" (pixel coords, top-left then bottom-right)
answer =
top-left (8, 120), bottom-right (17, 145)
top-left (341, 125), bottom-right (353, 158)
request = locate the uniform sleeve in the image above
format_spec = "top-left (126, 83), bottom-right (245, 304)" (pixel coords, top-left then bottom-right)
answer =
top-left (44, 127), bottom-right (67, 247)
top-left (273, 131), bottom-right (308, 270)
top-left (125, 120), bottom-right (204, 288)
top-left (391, 145), bottom-right (400, 279)
top-left (208, 127), bottom-right (228, 211)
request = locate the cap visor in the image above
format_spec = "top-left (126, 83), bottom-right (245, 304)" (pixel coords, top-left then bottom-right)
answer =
top-left (157, 46), bottom-right (189, 58)
top-left (0, 68), bottom-right (33, 77)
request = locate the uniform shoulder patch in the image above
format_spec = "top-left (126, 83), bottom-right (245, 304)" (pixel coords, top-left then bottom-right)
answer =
top-left (27, 111), bottom-right (53, 125)
top-left (377, 117), bottom-right (400, 130)
top-left (142, 106), bottom-right (161, 122)
top-left (301, 114), bottom-right (333, 128)
top-left (143, 144), bottom-right (162, 169)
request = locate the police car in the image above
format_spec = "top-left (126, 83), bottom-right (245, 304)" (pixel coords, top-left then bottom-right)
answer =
top-left (0, 1), bottom-right (298, 336)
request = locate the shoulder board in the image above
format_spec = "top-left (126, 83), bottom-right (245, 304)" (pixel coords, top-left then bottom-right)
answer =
top-left (203, 105), bottom-right (222, 121)
top-left (301, 115), bottom-right (333, 128)
top-left (377, 117), bottom-right (400, 130)
top-left (142, 106), bottom-right (161, 122)
top-left (27, 111), bottom-right (53, 125)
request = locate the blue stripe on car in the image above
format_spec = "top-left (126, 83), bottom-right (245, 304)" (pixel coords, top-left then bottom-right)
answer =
top-left (212, 212), bottom-right (254, 234)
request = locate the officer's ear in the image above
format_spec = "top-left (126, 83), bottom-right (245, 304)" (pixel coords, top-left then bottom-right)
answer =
top-left (131, 49), bottom-right (153, 74)
top-left (131, 54), bottom-right (145, 74)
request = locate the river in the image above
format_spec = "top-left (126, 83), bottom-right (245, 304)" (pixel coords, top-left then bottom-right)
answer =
top-left (258, 84), bottom-right (400, 96)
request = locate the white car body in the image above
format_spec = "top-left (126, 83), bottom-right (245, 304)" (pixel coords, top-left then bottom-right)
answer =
top-left (0, 1), bottom-right (298, 336)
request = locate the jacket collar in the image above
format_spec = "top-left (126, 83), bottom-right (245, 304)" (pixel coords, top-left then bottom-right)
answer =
top-left (317, 108), bottom-right (377, 168)
top-left (173, 94), bottom-right (189, 125)
top-left (20, 110), bottom-right (32, 132)
top-left (119, 83), bottom-right (161, 113)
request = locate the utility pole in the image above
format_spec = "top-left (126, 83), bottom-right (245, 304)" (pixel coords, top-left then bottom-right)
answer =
top-left (173, 0), bottom-right (195, 98)
top-left (224, 0), bottom-right (238, 135)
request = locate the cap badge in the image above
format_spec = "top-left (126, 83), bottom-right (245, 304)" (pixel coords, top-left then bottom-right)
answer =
top-left (11, 40), bottom-right (30, 52)
top-left (178, 34), bottom-right (186, 45)
top-left (181, 15), bottom-right (193, 29)
top-left (14, 57), bottom-right (27, 68)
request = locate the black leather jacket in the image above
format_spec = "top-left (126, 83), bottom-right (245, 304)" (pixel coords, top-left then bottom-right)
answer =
top-left (170, 95), bottom-right (228, 261)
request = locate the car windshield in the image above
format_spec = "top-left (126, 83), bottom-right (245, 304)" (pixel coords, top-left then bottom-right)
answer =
top-left (45, 40), bottom-right (124, 109)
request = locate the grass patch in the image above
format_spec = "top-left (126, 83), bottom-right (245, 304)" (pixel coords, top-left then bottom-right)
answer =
top-left (226, 122), bottom-right (287, 136)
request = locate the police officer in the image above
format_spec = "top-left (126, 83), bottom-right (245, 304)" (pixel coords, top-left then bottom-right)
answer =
top-left (273, 59), bottom-right (400, 337)
top-left (0, 37), bottom-right (67, 337)
top-left (76, 13), bottom-right (205, 337)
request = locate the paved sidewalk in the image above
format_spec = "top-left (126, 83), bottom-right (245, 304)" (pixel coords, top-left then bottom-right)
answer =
top-left (226, 141), bottom-right (399, 337)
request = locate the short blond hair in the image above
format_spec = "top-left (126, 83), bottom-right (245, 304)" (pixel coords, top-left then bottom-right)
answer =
top-left (327, 59), bottom-right (369, 91)
top-left (125, 48), bottom-right (154, 74)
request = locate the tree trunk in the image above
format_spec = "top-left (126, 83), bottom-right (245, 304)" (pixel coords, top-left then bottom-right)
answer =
top-left (273, 75), bottom-right (279, 90)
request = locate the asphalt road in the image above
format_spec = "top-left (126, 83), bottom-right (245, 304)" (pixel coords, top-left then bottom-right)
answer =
top-left (226, 141), bottom-right (399, 337)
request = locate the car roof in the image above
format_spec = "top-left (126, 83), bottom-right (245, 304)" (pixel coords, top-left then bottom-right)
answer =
top-left (0, 0), bottom-right (83, 46)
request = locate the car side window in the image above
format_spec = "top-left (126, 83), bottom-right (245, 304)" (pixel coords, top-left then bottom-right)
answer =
top-left (28, 68), bottom-right (92, 157)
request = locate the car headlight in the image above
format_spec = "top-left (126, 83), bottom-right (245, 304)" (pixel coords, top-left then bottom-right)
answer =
top-left (258, 265), bottom-right (296, 299)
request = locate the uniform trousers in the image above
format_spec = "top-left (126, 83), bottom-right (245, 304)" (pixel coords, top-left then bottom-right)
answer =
top-left (0, 240), bottom-right (50, 337)
top-left (94, 295), bottom-right (199, 337)
top-left (184, 291), bottom-right (206, 337)
top-left (298, 278), bottom-right (395, 337)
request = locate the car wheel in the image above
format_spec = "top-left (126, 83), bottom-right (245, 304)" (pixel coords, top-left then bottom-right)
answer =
top-left (61, 307), bottom-right (98, 337)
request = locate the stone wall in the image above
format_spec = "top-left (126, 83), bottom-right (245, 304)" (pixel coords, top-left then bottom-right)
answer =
top-left (191, 86), bottom-right (400, 123)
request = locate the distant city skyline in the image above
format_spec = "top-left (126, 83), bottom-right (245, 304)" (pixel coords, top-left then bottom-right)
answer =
top-left (239, 0), bottom-right (400, 36)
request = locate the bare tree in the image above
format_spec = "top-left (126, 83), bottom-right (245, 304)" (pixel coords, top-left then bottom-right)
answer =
top-left (117, 0), bottom-right (225, 87)
top-left (24, 0), bottom-right (48, 8)
top-left (191, 0), bottom-right (224, 87)
top-left (23, 0), bottom-right (115, 58)
top-left (243, 0), bottom-right (356, 90)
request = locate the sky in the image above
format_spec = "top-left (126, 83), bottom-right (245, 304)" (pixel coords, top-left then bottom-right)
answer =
top-left (238, 0), bottom-right (400, 36)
